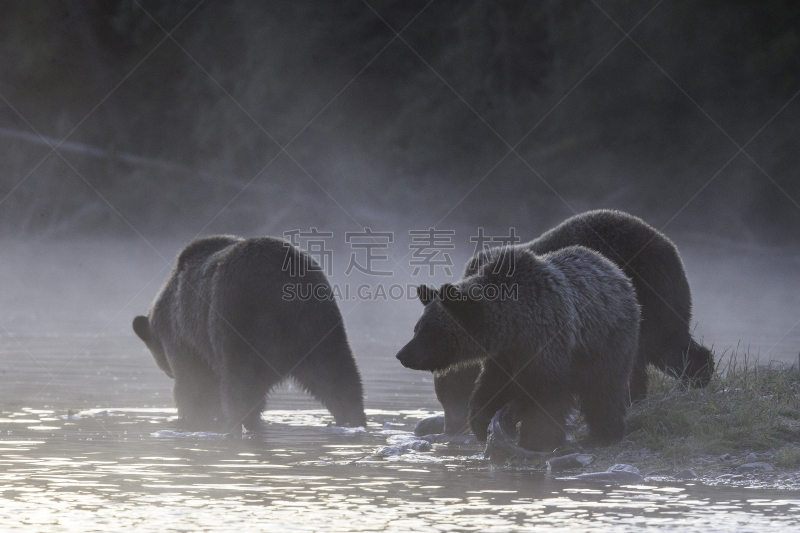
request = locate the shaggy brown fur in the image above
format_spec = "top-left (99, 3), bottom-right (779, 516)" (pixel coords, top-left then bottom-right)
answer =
top-left (133, 236), bottom-right (366, 434)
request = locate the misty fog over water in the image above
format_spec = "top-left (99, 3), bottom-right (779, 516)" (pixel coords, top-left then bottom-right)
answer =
top-left (1, 1), bottom-right (799, 531)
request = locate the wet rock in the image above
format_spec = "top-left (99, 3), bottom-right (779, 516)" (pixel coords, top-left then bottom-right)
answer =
top-left (386, 434), bottom-right (418, 445)
top-left (719, 453), bottom-right (732, 461)
top-left (151, 430), bottom-right (224, 439)
top-left (376, 440), bottom-right (432, 456)
top-left (738, 462), bottom-right (773, 473)
top-left (745, 453), bottom-right (759, 464)
top-left (646, 469), bottom-right (673, 477)
top-left (484, 406), bottom-right (549, 464)
top-left (418, 433), bottom-right (473, 445)
top-left (674, 469), bottom-right (698, 480)
top-left (565, 464), bottom-right (644, 485)
top-left (610, 464), bottom-right (641, 474)
top-left (448, 434), bottom-right (474, 445)
top-left (414, 416), bottom-right (445, 437)
top-left (717, 474), bottom-right (745, 481)
top-left (547, 453), bottom-right (595, 473)
top-left (325, 425), bottom-right (366, 435)
top-left (552, 444), bottom-right (583, 457)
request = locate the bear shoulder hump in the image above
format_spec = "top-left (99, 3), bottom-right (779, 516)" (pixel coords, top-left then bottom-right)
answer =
top-left (176, 235), bottom-right (242, 270)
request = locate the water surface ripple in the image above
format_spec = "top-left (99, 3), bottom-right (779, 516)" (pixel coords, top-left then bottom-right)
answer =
top-left (1, 406), bottom-right (800, 532)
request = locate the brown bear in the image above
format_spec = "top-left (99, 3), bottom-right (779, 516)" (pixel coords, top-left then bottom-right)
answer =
top-left (397, 245), bottom-right (640, 451)
top-left (417, 210), bottom-right (714, 437)
top-left (133, 235), bottom-right (366, 434)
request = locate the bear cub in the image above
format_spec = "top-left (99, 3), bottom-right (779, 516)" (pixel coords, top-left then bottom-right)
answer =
top-left (397, 245), bottom-right (640, 451)
top-left (133, 235), bottom-right (367, 434)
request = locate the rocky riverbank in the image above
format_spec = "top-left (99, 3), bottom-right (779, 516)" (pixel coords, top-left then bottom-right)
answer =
top-left (415, 361), bottom-right (800, 489)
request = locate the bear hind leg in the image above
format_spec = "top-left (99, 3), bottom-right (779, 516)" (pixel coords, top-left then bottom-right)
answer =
top-left (628, 359), bottom-right (648, 405)
top-left (219, 364), bottom-right (280, 436)
top-left (288, 337), bottom-right (366, 428)
top-left (578, 380), bottom-right (628, 448)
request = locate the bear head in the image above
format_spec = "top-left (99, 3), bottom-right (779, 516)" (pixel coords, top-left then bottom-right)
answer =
top-left (133, 315), bottom-right (174, 378)
top-left (397, 247), bottom-right (526, 372)
top-left (396, 283), bottom-right (488, 371)
top-left (673, 340), bottom-right (716, 389)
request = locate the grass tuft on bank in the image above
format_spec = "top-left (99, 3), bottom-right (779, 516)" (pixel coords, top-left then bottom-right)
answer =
top-left (624, 351), bottom-right (800, 459)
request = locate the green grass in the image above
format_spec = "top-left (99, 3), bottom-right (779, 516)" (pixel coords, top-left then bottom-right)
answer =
top-left (776, 446), bottom-right (800, 468)
top-left (624, 350), bottom-right (800, 459)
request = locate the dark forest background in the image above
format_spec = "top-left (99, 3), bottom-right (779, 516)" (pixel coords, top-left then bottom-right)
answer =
top-left (0, 0), bottom-right (798, 244)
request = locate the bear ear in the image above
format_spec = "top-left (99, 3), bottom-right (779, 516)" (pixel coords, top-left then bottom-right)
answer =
top-left (438, 283), bottom-right (477, 318)
top-left (417, 284), bottom-right (438, 306)
top-left (132, 315), bottom-right (151, 343)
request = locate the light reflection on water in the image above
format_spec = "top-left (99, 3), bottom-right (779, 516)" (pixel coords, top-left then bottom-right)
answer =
top-left (2, 406), bottom-right (800, 532)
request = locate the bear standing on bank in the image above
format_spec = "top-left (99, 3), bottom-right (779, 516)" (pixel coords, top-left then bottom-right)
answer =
top-left (133, 235), bottom-right (367, 434)
top-left (422, 210), bottom-right (714, 437)
top-left (396, 246), bottom-right (640, 451)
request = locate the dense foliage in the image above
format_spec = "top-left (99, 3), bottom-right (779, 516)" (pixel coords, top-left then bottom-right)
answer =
top-left (0, 1), bottom-right (798, 239)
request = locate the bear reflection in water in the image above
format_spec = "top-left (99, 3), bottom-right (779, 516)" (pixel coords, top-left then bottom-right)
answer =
top-left (133, 235), bottom-right (366, 435)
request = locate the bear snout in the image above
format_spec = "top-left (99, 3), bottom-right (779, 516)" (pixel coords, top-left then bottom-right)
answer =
top-left (395, 347), bottom-right (411, 367)
top-left (396, 341), bottom-right (425, 370)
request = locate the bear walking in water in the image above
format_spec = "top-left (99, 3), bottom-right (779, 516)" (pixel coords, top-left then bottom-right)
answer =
top-left (133, 235), bottom-right (367, 434)
top-left (417, 210), bottom-right (714, 437)
top-left (397, 246), bottom-right (640, 451)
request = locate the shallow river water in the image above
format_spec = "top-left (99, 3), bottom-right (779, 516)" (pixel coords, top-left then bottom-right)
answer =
top-left (0, 238), bottom-right (798, 531)
top-left (3, 405), bottom-right (800, 532)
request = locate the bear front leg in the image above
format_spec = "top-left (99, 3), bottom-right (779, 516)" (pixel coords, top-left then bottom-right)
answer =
top-left (434, 364), bottom-right (482, 435)
top-left (468, 359), bottom-right (515, 442)
top-left (171, 357), bottom-right (224, 430)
